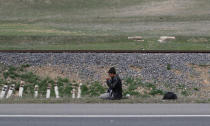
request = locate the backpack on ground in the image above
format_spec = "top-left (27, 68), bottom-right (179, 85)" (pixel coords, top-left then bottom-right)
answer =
top-left (163, 92), bottom-right (177, 100)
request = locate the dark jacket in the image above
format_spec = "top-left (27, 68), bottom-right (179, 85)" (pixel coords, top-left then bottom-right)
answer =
top-left (106, 75), bottom-right (122, 99)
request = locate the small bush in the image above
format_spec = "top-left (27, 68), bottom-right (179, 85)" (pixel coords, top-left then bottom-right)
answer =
top-left (167, 64), bottom-right (171, 70)
top-left (3, 72), bottom-right (9, 79)
top-left (0, 78), bottom-right (5, 87)
top-left (177, 84), bottom-right (185, 89)
top-left (125, 77), bottom-right (134, 86)
top-left (8, 66), bottom-right (17, 72)
top-left (125, 77), bottom-right (140, 91)
top-left (20, 72), bottom-right (39, 84)
top-left (19, 64), bottom-right (30, 71)
top-left (181, 90), bottom-right (189, 96)
top-left (3, 66), bottom-right (19, 79)
top-left (63, 83), bottom-right (72, 97)
top-left (23, 84), bottom-right (34, 96)
top-left (149, 89), bottom-right (164, 96)
top-left (145, 82), bottom-right (156, 89)
top-left (88, 82), bottom-right (105, 96)
top-left (21, 64), bottom-right (30, 68)
top-left (57, 77), bottom-right (72, 97)
top-left (128, 82), bottom-right (138, 91)
top-left (123, 90), bottom-right (140, 96)
top-left (38, 78), bottom-right (50, 96)
top-left (81, 85), bottom-right (89, 96)
top-left (194, 88), bottom-right (199, 91)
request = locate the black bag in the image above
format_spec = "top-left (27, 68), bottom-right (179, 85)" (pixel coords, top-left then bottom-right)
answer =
top-left (163, 92), bottom-right (177, 100)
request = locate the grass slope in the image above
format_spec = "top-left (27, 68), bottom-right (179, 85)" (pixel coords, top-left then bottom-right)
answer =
top-left (0, 64), bottom-right (202, 103)
top-left (0, 0), bottom-right (210, 50)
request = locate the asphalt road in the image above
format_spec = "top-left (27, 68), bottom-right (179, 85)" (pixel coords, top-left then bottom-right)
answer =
top-left (0, 104), bottom-right (210, 126)
top-left (1, 117), bottom-right (210, 126)
top-left (1, 104), bottom-right (210, 115)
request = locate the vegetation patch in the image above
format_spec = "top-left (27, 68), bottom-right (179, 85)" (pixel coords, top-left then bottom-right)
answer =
top-left (0, 64), bottom-right (203, 103)
top-left (0, 0), bottom-right (210, 50)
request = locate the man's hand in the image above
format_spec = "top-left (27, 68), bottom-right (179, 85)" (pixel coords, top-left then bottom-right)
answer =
top-left (106, 78), bottom-right (111, 81)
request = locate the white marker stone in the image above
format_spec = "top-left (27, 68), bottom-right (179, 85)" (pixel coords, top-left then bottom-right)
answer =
top-left (6, 84), bottom-right (15, 99)
top-left (34, 85), bottom-right (39, 98)
top-left (46, 85), bottom-right (51, 99)
top-left (126, 94), bottom-right (131, 98)
top-left (0, 85), bottom-right (8, 99)
top-left (77, 83), bottom-right (82, 99)
top-left (128, 36), bottom-right (143, 41)
top-left (158, 36), bottom-right (176, 43)
top-left (72, 88), bottom-right (75, 99)
top-left (18, 81), bottom-right (24, 97)
top-left (54, 84), bottom-right (59, 98)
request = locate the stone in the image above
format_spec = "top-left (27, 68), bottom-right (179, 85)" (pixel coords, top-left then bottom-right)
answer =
top-left (128, 36), bottom-right (144, 41)
top-left (158, 36), bottom-right (176, 43)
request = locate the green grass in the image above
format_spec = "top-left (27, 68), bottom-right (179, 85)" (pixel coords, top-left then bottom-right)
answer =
top-left (0, 35), bottom-right (210, 50)
top-left (0, 0), bottom-right (210, 50)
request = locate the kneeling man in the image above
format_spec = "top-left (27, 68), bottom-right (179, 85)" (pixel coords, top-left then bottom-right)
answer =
top-left (100, 67), bottom-right (122, 100)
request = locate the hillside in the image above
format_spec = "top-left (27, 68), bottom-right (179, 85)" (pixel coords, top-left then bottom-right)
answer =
top-left (0, 0), bottom-right (210, 50)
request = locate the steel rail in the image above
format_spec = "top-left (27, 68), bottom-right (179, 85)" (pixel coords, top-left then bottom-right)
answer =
top-left (0, 50), bottom-right (209, 53)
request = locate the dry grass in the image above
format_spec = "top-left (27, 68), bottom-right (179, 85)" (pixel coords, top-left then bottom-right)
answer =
top-left (186, 64), bottom-right (210, 97)
top-left (27, 65), bottom-right (113, 84)
top-left (0, 0), bottom-right (210, 50)
top-left (1, 96), bottom-right (210, 104)
top-left (27, 65), bottom-right (68, 80)
top-left (187, 38), bottom-right (209, 43)
top-left (116, 0), bottom-right (198, 17)
top-left (188, 64), bottom-right (210, 85)
top-left (0, 64), bottom-right (209, 103)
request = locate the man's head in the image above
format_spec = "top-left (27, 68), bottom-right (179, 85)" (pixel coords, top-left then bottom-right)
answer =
top-left (108, 67), bottom-right (116, 78)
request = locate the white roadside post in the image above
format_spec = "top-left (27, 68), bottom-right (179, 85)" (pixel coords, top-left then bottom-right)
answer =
top-left (72, 88), bottom-right (75, 99)
top-left (77, 83), bottom-right (82, 99)
top-left (18, 81), bottom-right (24, 98)
top-left (46, 85), bottom-right (51, 99)
top-left (6, 84), bottom-right (15, 99)
top-left (0, 85), bottom-right (8, 99)
top-left (34, 85), bottom-right (38, 98)
top-left (54, 83), bottom-right (59, 98)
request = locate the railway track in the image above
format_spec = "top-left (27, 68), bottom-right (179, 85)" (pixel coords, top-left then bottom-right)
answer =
top-left (0, 50), bottom-right (210, 53)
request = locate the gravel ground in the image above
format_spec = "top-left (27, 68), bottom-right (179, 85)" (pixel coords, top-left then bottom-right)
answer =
top-left (0, 53), bottom-right (209, 89)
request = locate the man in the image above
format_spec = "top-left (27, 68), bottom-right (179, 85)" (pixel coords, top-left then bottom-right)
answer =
top-left (100, 67), bottom-right (122, 100)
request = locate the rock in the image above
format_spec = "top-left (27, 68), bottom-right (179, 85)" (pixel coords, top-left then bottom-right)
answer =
top-left (158, 36), bottom-right (176, 43)
top-left (128, 36), bottom-right (144, 41)
top-left (126, 94), bottom-right (131, 98)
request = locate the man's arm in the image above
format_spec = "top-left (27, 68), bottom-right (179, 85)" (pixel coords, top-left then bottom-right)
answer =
top-left (106, 79), bottom-right (112, 88)
top-left (106, 77), bottom-right (119, 89)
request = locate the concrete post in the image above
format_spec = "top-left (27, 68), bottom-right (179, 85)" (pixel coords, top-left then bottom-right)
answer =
top-left (54, 83), bottom-right (59, 98)
top-left (34, 85), bottom-right (38, 98)
top-left (18, 81), bottom-right (24, 97)
top-left (0, 85), bottom-right (8, 99)
top-left (6, 84), bottom-right (15, 99)
top-left (46, 84), bottom-right (51, 99)
top-left (72, 88), bottom-right (75, 99)
top-left (77, 83), bottom-right (82, 98)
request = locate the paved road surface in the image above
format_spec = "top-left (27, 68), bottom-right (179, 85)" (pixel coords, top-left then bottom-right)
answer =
top-left (1, 117), bottom-right (210, 126)
top-left (0, 104), bottom-right (210, 126)
top-left (1, 104), bottom-right (210, 115)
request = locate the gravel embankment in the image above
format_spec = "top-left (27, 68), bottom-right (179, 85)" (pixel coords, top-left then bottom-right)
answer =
top-left (0, 53), bottom-right (209, 88)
